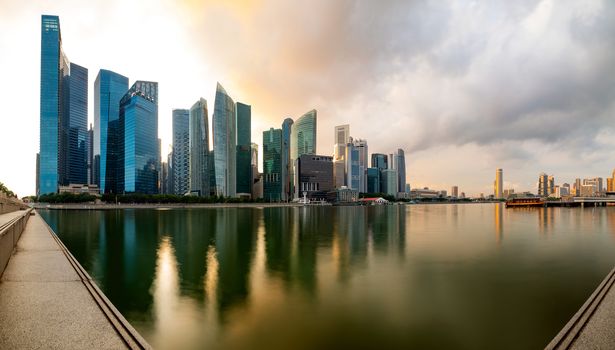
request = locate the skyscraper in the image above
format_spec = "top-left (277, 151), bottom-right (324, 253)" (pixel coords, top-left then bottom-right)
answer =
top-left (212, 83), bottom-right (236, 197)
top-left (172, 109), bottom-right (190, 195)
top-left (333, 124), bottom-right (350, 160)
top-left (353, 138), bottom-right (368, 192)
top-left (281, 118), bottom-right (293, 201)
top-left (263, 128), bottom-right (282, 201)
top-left (290, 109), bottom-right (317, 198)
top-left (395, 149), bottom-right (406, 193)
top-left (538, 173), bottom-right (549, 197)
top-left (116, 81), bottom-right (159, 194)
top-left (345, 140), bottom-right (360, 191)
top-left (236, 102), bottom-right (252, 196)
top-left (382, 169), bottom-right (398, 196)
top-left (251, 143), bottom-right (261, 199)
top-left (495, 168), bottom-right (503, 199)
top-left (371, 153), bottom-right (388, 170)
top-left (39, 15), bottom-right (88, 194)
top-left (367, 167), bottom-right (380, 193)
top-left (189, 99), bottom-right (210, 196)
top-left (296, 155), bottom-right (334, 200)
top-left (451, 186), bottom-right (459, 198)
top-left (94, 69), bottom-right (129, 193)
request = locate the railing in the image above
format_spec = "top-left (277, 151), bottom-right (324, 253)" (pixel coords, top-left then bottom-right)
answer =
top-left (0, 208), bottom-right (33, 277)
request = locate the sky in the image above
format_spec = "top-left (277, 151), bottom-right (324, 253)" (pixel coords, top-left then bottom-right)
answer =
top-left (1, 0), bottom-right (614, 198)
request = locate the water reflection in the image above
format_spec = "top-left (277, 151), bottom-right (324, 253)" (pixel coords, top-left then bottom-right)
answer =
top-left (39, 204), bottom-right (615, 350)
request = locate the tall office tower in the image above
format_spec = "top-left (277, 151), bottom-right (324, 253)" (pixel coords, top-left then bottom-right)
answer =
top-left (87, 124), bottom-right (93, 185)
top-left (451, 186), bottom-right (459, 198)
top-left (94, 69), bottom-right (129, 193)
top-left (281, 118), bottom-right (293, 201)
top-left (333, 125), bottom-right (350, 189)
top-left (574, 178), bottom-right (581, 196)
top-left (189, 99), bottom-right (210, 196)
top-left (395, 149), bottom-right (406, 193)
top-left (352, 138), bottom-right (368, 192)
top-left (160, 161), bottom-right (169, 194)
top-left (548, 175), bottom-right (555, 195)
top-left (494, 168), bottom-right (503, 199)
top-left (371, 153), bottom-right (388, 170)
top-left (382, 169), bottom-right (398, 196)
top-left (583, 177), bottom-right (603, 193)
top-left (263, 128), bottom-right (282, 201)
top-left (236, 102), bottom-right (252, 196)
top-left (167, 151), bottom-right (174, 195)
top-left (39, 15), bottom-right (88, 194)
top-left (538, 173), bottom-right (549, 197)
top-left (366, 167), bottom-right (380, 193)
top-left (608, 169), bottom-right (615, 192)
top-left (212, 83), bottom-right (236, 197)
top-left (290, 110), bottom-right (317, 198)
top-left (251, 143), bottom-right (260, 199)
top-left (172, 109), bottom-right (190, 195)
top-left (345, 139), bottom-right (360, 191)
top-left (116, 81), bottom-right (159, 194)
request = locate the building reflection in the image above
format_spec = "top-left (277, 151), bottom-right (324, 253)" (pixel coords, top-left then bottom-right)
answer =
top-left (333, 206), bottom-right (368, 282)
top-left (494, 203), bottom-right (503, 244)
top-left (368, 205), bottom-right (406, 260)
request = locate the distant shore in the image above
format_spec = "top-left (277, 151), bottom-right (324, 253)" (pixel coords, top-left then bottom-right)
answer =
top-left (33, 202), bottom-right (306, 210)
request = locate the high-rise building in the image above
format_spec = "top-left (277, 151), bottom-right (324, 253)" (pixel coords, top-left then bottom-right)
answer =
top-left (94, 69), bottom-right (129, 193)
top-left (353, 139), bottom-right (368, 193)
top-left (395, 149), bottom-right (406, 193)
top-left (548, 175), bottom-right (555, 195)
top-left (382, 169), bottom-right (398, 196)
top-left (167, 150), bottom-right (174, 196)
top-left (116, 81), bottom-right (159, 194)
top-left (371, 153), bottom-right (388, 170)
top-left (290, 109), bottom-right (317, 198)
top-left (345, 140), bottom-right (360, 191)
top-left (251, 143), bottom-right (261, 199)
top-left (538, 173), bottom-right (549, 197)
top-left (333, 125), bottom-right (350, 189)
top-left (212, 83), bottom-right (236, 197)
top-left (607, 170), bottom-right (615, 192)
top-left (39, 15), bottom-right (89, 194)
top-left (296, 155), bottom-right (333, 201)
top-left (236, 102), bottom-right (252, 196)
top-left (494, 168), bottom-right (503, 199)
top-left (583, 178), bottom-right (603, 194)
top-left (367, 167), bottom-right (380, 193)
top-left (172, 109), bottom-right (190, 195)
top-left (281, 118), bottom-right (293, 201)
top-left (263, 128), bottom-right (282, 201)
top-left (451, 186), bottom-right (459, 198)
top-left (189, 99), bottom-right (210, 196)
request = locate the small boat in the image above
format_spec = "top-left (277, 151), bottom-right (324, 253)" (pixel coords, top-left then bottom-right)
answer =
top-left (505, 197), bottom-right (545, 208)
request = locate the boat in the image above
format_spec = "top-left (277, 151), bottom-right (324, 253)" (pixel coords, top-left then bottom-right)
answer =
top-left (505, 197), bottom-right (545, 208)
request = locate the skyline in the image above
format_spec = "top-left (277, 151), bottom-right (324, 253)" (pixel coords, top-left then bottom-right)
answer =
top-left (2, 0), bottom-right (615, 197)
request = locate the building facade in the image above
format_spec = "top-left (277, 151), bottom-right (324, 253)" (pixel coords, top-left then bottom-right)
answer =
top-left (236, 102), bottom-right (252, 196)
top-left (189, 99), bottom-right (210, 196)
top-left (172, 109), bottom-right (190, 195)
top-left (494, 168), bottom-right (503, 199)
top-left (345, 141), bottom-right (360, 191)
top-left (263, 128), bottom-right (282, 201)
top-left (281, 118), bottom-right (293, 201)
top-left (367, 167), bottom-right (380, 193)
top-left (212, 83), bottom-right (236, 197)
top-left (296, 155), bottom-right (333, 200)
top-left (395, 149), bottom-right (406, 193)
top-left (382, 169), bottom-right (398, 197)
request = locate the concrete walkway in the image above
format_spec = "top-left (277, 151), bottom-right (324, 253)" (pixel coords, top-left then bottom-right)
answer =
top-left (0, 210), bottom-right (26, 229)
top-left (547, 267), bottom-right (615, 349)
top-left (0, 212), bottom-right (150, 349)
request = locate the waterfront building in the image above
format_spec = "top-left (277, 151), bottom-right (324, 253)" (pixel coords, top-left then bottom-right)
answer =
top-left (333, 187), bottom-right (359, 203)
top-left (172, 109), bottom-right (190, 195)
top-left (345, 140), bottom-right (360, 191)
top-left (251, 143), bottom-right (261, 199)
top-left (212, 83), bottom-right (236, 197)
top-left (580, 184), bottom-right (597, 197)
top-left (371, 153), bottom-right (388, 170)
top-left (451, 186), bottom-right (459, 198)
top-left (116, 81), bottom-right (159, 194)
top-left (87, 124), bottom-right (93, 185)
top-left (367, 167), bottom-right (380, 193)
top-left (460, 192), bottom-right (466, 199)
top-left (263, 128), bottom-right (282, 201)
top-left (160, 161), bottom-right (169, 194)
top-left (410, 187), bottom-right (439, 199)
top-left (555, 185), bottom-right (569, 198)
top-left (353, 138), bottom-right (368, 193)
top-left (382, 169), bottom-right (398, 197)
top-left (395, 149), bottom-right (406, 193)
top-left (94, 69), bottom-right (129, 193)
top-left (608, 170), bottom-right (615, 192)
top-left (296, 154), bottom-right (334, 200)
top-left (236, 102), bottom-right (252, 197)
top-left (503, 188), bottom-right (515, 199)
top-left (538, 173), bottom-right (549, 197)
top-left (189, 99), bottom-right (210, 196)
top-left (494, 168), bottom-right (503, 199)
top-left (166, 151), bottom-right (173, 195)
top-left (405, 183), bottom-right (411, 193)
top-left (548, 175), bottom-right (555, 195)
top-left (333, 124), bottom-right (350, 188)
top-left (583, 177), bottom-right (603, 194)
top-left (39, 15), bottom-right (89, 194)
top-left (281, 118), bottom-right (293, 201)
top-left (290, 109), bottom-right (317, 198)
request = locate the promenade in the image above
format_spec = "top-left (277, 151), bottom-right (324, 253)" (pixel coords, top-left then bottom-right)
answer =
top-left (0, 211), bottom-right (150, 349)
top-left (547, 267), bottom-right (615, 349)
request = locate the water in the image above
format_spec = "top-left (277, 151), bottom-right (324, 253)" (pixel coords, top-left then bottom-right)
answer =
top-left (39, 204), bottom-right (615, 349)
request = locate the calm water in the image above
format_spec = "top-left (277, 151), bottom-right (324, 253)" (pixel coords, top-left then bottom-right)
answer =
top-left (40, 204), bottom-right (615, 349)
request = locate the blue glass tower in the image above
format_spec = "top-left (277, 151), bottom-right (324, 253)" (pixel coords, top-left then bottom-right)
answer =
top-left (172, 109), bottom-right (190, 195)
top-left (63, 63), bottom-right (88, 185)
top-left (189, 99), bottom-right (210, 196)
top-left (236, 102), bottom-right (252, 196)
top-left (117, 81), bottom-right (159, 194)
top-left (281, 118), bottom-right (293, 201)
top-left (94, 69), bottom-right (129, 193)
top-left (212, 83), bottom-right (236, 197)
top-left (263, 128), bottom-right (282, 202)
top-left (39, 15), bottom-right (68, 194)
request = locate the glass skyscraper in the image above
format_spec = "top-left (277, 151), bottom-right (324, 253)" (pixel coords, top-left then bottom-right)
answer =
top-left (236, 102), bottom-right (252, 196)
top-left (172, 109), bottom-right (190, 195)
top-left (39, 15), bottom-right (88, 194)
top-left (117, 81), bottom-right (159, 194)
top-left (94, 69), bottom-right (129, 193)
top-left (290, 109), bottom-right (317, 199)
top-left (281, 118), bottom-right (293, 201)
top-left (367, 167), bottom-right (380, 193)
top-left (212, 83), bottom-right (236, 197)
top-left (263, 128), bottom-right (282, 202)
top-left (189, 99), bottom-right (210, 196)
top-left (395, 149), bottom-right (406, 193)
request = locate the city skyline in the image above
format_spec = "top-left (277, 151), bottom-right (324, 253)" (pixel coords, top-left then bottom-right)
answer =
top-left (2, 1), bottom-right (615, 197)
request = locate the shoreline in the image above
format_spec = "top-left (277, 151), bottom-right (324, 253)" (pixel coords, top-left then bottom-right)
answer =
top-left (33, 202), bottom-right (307, 210)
